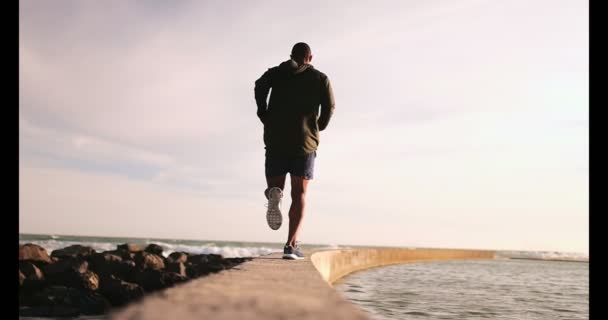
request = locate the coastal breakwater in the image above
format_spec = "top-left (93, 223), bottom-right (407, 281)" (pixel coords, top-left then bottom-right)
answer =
top-left (311, 248), bottom-right (496, 284)
top-left (111, 248), bottom-right (495, 320)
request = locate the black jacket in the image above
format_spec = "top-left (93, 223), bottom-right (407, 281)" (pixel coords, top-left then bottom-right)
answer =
top-left (254, 59), bottom-right (335, 156)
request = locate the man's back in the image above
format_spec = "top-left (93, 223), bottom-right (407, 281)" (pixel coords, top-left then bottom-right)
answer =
top-left (255, 59), bottom-right (335, 156)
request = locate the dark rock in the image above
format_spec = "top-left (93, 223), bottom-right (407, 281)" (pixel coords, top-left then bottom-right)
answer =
top-left (19, 261), bottom-right (44, 280)
top-left (188, 253), bottom-right (224, 265)
top-left (135, 269), bottom-right (165, 291)
top-left (166, 262), bottom-right (187, 276)
top-left (116, 260), bottom-right (138, 283)
top-left (99, 275), bottom-right (144, 306)
top-left (185, 253), bottom-right (227, 277)
top-left (43, 259), bottom-right (99, 290)
top-left (43, 258), bottom-right (88, 276)
top-left (20, 286), bottom-right (109, 316)
top-left (88, 252), bottom-right (123, 277)
top-left (161, 272), bottom-right (188, 287)
top-left (76, 271), bottom-right (100, 291)
top-left (51, 245), bottom-right (96, 260)
top-left (19, 305), bottom-right (80, 317)
top-left (29, 286), bottom-right (81, 308)
top-left (220, 257), bottom-right (252, 268)
top-left (19, 243), bottom-right (52, 265)
top-left (168, 251), bottom-right (189, 264)
top-left (103, 249), bottom-right (135, 260)
top-left (117, 243), bottom-right (144, 253)
top-left (144, 244), bottom-right (164, 255)
top-left (77, 291), bottom-right (111, 315)
top-left (134, 251), bottom-right (165, 270)
top-left (88, 251), bottom-right (123, 268)
top-left (185, 262), bottom-right (225, 278)
top-left (20, 261), bottom-right (47, 291)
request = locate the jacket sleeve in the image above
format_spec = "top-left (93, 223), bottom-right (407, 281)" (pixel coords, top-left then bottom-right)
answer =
top-left (254, 68), bottom-right (275, 122)
top-left (318, 74), bottom-right (335, 131)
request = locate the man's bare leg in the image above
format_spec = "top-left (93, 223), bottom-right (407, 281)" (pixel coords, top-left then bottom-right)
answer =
top-left (286, 175), bottom-right (310, 247)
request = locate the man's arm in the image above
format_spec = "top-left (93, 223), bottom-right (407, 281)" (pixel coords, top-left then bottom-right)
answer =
top-left (254, 68), bottom-right (275, 123)
top-left (318, 74), bottom-right (335, 131)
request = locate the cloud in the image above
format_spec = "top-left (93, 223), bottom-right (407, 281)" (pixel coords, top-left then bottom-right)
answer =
top-left (19, 0), bottom-right (588, 254)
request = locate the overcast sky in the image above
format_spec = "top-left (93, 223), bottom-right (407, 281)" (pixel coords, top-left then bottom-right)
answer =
top-left (19, 0), bottom-right (588, 254)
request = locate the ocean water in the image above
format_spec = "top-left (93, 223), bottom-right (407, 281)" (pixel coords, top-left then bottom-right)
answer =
top-left (334, 259), bottom-right (589, 320)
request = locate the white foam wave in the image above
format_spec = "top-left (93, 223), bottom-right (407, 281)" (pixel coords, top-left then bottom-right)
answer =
top-left (19, 239), bottom-right (280, 258)
top-left (140, 241), bottom-right (280, 258)
top-left (498, 250), bottom-right (588, 261)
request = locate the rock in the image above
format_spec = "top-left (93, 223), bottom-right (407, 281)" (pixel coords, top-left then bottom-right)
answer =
top-left (76, 271), bottom-right (100, 291)
top-left (161, 272), bottom-right (188, 287)
top-left (135, 269), bottom-right (165, 291)
top-left (103, 249), bottom-right (135, 260)
top-left (28, 286), bottom-right (81, 309)
top-left (19, 243), bottom-right (52, 265)
top-left (117, 243), bottom-right (144, 253)
top-left (88, 252), bottom-right (123, 277)
top-left (19, 305), bottom-right (80, 317)
top-left (116, 260), bottom-right (138, 283)
top-left (21, 286), bottom-right (110, 316)
top-left (185, 254), bottom-right (226, 277)
top-left (144, 244), bottom-right (164, 255)
top-left (51, 245), bottom-right (96, 259)
top-left (188, 253), bottom-right (224, 265)
top-left (221, 257), bottom-right (252, 268)
top-left (43, 259), bottom-right (99, 290)
top-left (77, 291), bottom-right (111, 315)
top-left (20, 261), bottom-right (46, 291)
top-left (167, 252), bottom-right (188, 264)
top-left (134, 252), bottom-right (165, 270)
top-left (186, 262), bottom-right (224, 278)
top-left (19, 261), bottom-right (44, 280)
top-left (43, 258), bottom-right (88, 276)
top-left (99, 276), bottom-right (144, 306)
top-left (166, 262), bottom-right (187, 277)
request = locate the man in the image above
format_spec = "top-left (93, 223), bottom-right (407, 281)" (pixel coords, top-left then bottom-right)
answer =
top-left (254, 42), bottom-right (335, 260)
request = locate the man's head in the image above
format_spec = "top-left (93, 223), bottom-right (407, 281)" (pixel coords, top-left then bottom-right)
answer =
top-left (290, 42), bottom-right (313, 65)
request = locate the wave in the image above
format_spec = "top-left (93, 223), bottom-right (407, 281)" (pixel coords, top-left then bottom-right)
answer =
top-left (498, 250), bottom-right (588, 262)
top-left (19, 239), bottom-right (280, 258)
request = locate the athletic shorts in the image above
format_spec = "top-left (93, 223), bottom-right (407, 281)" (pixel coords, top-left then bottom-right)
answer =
top-left (265, 151), bottom-right (316, 180)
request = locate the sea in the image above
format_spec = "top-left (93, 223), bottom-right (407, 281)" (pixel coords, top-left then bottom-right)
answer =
top-left (19, 234), bottom-right (588, 320)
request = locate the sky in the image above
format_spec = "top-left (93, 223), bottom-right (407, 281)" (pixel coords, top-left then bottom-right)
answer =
top-left (19, 0), bottom-right (588, 254)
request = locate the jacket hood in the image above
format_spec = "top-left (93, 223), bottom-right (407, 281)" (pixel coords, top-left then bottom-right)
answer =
top-left (279, 59), bottom-right (313, 75)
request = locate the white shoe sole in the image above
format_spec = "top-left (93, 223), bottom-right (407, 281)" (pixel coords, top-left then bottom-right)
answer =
top-left (266, 188), bottom-right (282, 230)
top-left (282, 253), bottom-right (304, 260)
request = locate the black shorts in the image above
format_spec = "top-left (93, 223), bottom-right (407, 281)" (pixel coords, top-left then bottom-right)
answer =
top-left (265, 151), bottom-right (316, 180)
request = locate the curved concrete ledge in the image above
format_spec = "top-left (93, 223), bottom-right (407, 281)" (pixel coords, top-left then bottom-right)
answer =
top-left (311, 248), bottom-right (496, 284)
top-left (111, 248), bottom-right (495, 320)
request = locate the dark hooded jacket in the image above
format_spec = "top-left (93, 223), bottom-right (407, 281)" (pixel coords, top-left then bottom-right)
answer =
top-left (254, 60), bottom-right (335, 156)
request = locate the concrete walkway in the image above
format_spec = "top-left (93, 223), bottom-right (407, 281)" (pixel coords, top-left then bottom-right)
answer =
top-left (111, 250), bottom-right (370, 320)
top-left (111, 248), bottom-right (495, 320)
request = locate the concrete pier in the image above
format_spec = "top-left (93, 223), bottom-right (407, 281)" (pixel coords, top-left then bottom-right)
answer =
top-left (111, 248), bottom-right (495, 320)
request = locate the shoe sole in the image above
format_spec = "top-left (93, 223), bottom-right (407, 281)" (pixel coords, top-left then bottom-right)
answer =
top-left (266, 188), bottom-right (282, 230)
top-left (282, 253), bottom-right (305, 260)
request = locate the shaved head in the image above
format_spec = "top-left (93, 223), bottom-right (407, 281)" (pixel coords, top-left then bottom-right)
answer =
top-left (291, 42), bottom-right (312, 64)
